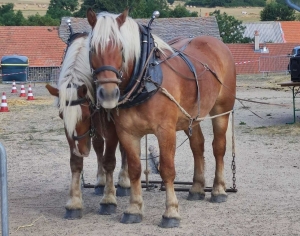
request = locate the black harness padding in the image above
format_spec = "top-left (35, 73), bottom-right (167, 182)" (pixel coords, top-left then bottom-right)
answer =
top-left (118, 24), bottom-right (163, 108)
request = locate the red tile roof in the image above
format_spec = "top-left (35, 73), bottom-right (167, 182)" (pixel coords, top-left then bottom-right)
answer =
top-left (0, 26), bottom-right (66, 67)
top-left (280, 21), bottom-right (300, 43)
top-left (0, 26), bottom-right (298, 75)
top-left (226, 43), bottom-right (299, 74)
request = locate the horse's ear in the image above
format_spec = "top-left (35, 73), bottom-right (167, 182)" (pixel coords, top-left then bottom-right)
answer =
top-left (87, 8), bottom-right (97, 29)
top-left (45, 84), bottom-right (59, 97)
top-left (116, 8), bottom-right (129, 28)
top-left (77, 84), bottom-right (87, 98)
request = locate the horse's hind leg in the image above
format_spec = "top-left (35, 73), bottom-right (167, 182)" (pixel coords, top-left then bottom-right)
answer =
top-left (92, 136), bottom-right (106, 195)
top-left (210, 112), bottom-right (231, 203)
top-left (65, 153), bottom-right (84, 219)
top-left (184, 124), bottom-right (206, 201)
top-left (116, 144), bottom-right (130, 197)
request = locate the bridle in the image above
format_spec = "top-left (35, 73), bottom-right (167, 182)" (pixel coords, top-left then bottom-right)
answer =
top-left (64, 85), bottom-right (96, 141)
top-left (89, 36), bottom-right (124, 85)
top-left (92, 65), bottom-right (123, 85)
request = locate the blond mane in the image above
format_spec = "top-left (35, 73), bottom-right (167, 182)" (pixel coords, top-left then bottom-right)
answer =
top-left (89, 12), bottom-right (173, 72)
top-left (57, 34), bottom-right (94, 138)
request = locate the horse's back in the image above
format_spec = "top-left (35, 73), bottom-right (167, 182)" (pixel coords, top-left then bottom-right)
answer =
top-left (162, 35), bottom-right (236, 120)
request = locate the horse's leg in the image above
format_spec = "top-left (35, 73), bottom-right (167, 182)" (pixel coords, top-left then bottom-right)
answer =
top-left (116, 144), bottom-right (131, 197)
top-left (156, 128), bottom-right (180, 228)
top-left (65, 153), bottom-right (84, 219)
top-left (92, 135), bottom-right (106, 195)
top-left (210, 112), bottom-right (231, 203)
top-left (118, 134), bottom-right (143, 224)
top-left (98, 134), bottom-right (118, 215)
top-left (184, 124), bottom-right (206, 201)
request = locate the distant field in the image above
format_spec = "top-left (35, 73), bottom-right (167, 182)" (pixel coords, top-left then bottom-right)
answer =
top-left (0, 0), bottom-right (295, 21)
top-left (180, 5), bottom-right (263, 22)
top-left (0, 0), bottom-right (48, 17)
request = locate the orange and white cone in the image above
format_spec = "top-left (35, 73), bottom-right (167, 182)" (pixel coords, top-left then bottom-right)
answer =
top-left (27, 85), bottom-right (34, 100)
top-left (11, 80), bottom-right (18, 93)
top-left (0, 92), bottom-right (9, 112)
top-left (19, 84), bottom-right (26, 97)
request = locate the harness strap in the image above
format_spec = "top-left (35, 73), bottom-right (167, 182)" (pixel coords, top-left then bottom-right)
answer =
top-left (72, 129), bottom-right (91, 141)
top-left (160, 87), bottom-right (232, 122)
top-left (66, 97), bottom-right (87, 106)
top-left (94, 65), bottom-right (122, 79)
top-left (118, 47), bottom-right (156, 106)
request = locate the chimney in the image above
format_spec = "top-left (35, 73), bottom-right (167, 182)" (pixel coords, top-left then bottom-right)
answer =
top-left (254, 30), bottom-right (260, 51)
top-left (261, 42), bottom-right (269, 53)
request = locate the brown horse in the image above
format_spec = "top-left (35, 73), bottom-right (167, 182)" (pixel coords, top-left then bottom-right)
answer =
top-left (87, 8), bottom-right (236, 227)
top-left (46, 33), bottom-right (130, 219)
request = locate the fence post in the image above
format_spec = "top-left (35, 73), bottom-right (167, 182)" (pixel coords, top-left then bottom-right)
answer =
top-left (0, 143), bottom-right (9, 236)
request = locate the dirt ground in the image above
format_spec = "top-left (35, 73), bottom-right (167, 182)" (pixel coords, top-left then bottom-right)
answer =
top-left (1, 74), bottom-right (300, 235)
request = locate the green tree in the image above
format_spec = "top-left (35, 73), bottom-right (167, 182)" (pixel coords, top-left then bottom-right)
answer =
top-left (260, 2), bottom-right (296, 21)
top-left (0, 4), bottom-right (26, 26)
top-left (47, 0), bottom-right (79, 19)
top-left (130, 0), bottom-right (171, 18)
top-left (26, 13), bottom-right (60, 26)
top-left (169, 4), bottom-right (198, 17)
top-left (74, 0), bottom-right (143, 17)
top-left (210, 10), bottom-right (252, 43)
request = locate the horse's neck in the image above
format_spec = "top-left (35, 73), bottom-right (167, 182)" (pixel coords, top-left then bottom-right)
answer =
top-left (119, 60), bottom-right (135, 93)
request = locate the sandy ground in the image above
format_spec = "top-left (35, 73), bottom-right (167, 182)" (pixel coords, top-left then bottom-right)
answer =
top-left (1, 74), bottom-right (300, 235)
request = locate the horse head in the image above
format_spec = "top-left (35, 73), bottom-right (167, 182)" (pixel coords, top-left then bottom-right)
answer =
top-left (46, 84), bottom-right (93, 157)
top-left (87, 8), bottom-right (139, 109)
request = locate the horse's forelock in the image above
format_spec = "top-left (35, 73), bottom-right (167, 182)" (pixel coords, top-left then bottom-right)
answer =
top-left (91, 12), bottom-right (141, 72)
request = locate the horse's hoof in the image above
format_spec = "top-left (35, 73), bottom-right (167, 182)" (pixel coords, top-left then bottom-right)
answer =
top-left (120, 213), bottom-right (142, 224)
top-left (64, 209), bottom-right (83, 219)
top-left (99, 204), bottom-right (117, 215)
top-left (210, 194), bottom-right (227, 203)
top-left (116, 185), bottom-right (130, 197)
top-left (159, 216), bottom-right (180, 228)
top-left (187, 192), bottom-right (205, 201)
top-left (94, 186), bottom-right (105, 195)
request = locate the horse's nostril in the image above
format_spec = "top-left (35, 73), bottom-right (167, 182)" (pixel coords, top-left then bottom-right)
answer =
top-left (98, 88), bottom-right (105, 99)
top-left (115, 88), bottom-right (120, 98)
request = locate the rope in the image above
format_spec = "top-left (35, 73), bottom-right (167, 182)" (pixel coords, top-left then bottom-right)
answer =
top-left (160, 87), bottom-right (233, 122)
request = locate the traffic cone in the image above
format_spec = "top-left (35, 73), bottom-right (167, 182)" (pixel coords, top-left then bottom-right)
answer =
top-left (11, 80), bottom-right (18, 93)
top-left (0, 92), bottom-right (9, 112)
top-left (27, 85), bottom-right (34, 100)
top-left (19, 84), bottom-right (26, 97)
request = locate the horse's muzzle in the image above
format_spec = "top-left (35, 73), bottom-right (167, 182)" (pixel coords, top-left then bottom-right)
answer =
top-left (97, 85), bottom-right (120, 109)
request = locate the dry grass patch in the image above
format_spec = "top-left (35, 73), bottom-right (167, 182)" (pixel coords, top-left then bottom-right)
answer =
top-left (8, 97), bottom-right (52, 106)
top-left (252, 123), bottom-right (300, 136)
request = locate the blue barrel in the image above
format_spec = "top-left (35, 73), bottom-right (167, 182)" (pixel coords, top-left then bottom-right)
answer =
top-left (1, 55), bottom-right (29, 83)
